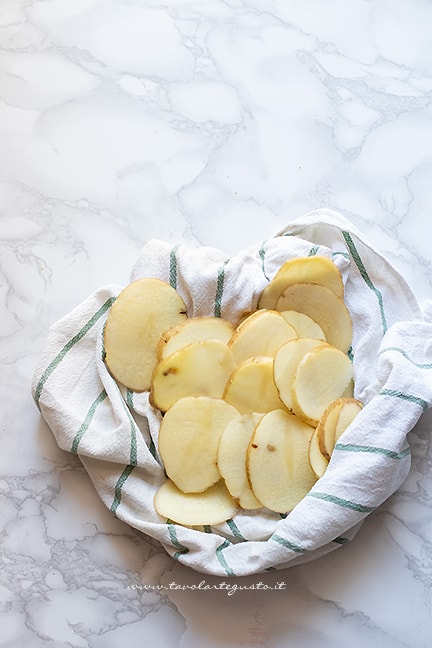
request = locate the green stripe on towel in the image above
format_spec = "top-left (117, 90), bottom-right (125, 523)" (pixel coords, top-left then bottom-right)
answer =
top-left (258, 241), bottom-right (270, 281)
top-left (109, 390), bottom-right (140, 513)
top-left (308, 492), bottom-right (376, 513)
top-left (270, 534), bottom-right (307, 553)
top-left (214, 260), bottom-right (229, 318)
top-left (332, 536), bottom-right (350, 545)
top-left (71, 389), bottom-right (107, 454)
top-left (110, 464), bottom-right (135, 514)
top-left (379, 389), bottom-right (429, 412)
top-left (125, 389), bottom-right (158, 462)
top-left (342, 231), bottom-right (387, 335)
top-left (226, 518), bottom-right (245, 541)
top-left (216, 540), bottom-right (236, 577)
top-left (169, 245), bottom-right (180, 289)
top-left (378, 346), bottom-right (432, 370)
top-left (34, 296), bottom-right (116, 408)
top-left (335, 443), bottom-right (411, 460)
top-left (167, 520), bottom-right (189, 559)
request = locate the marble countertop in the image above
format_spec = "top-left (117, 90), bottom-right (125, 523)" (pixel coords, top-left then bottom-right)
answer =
top-left (2, 1), bottom-right (432, 646)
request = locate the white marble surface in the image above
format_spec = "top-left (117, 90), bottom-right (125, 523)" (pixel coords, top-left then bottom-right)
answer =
top-left (1, 1), bottom-right (432, 646)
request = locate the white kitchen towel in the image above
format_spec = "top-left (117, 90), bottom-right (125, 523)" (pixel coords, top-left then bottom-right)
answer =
top-left (32, 210), bottom-right (432, 577)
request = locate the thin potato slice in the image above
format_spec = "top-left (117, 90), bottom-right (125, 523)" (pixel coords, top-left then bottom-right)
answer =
top-left (292, 345), bottom-right (354, 425)
top-left (342, 379), bottom-right (354, 398)
top-left (273, 338), bottom-right (326, 411)
top-left (335, 398), bottom-right (363, 439)
top-left (259, 256), bottom-right (344, 309)
top-left (275, 283), bottom-right (352, 353)
top-left (316, 399), bottom-right (344, 461)
top-left (157, 316), bottom-right (234, 361)
top-left (317, 397), bottom-right (363, 460)
top-left (247, 410), bottom-right (316, 513)
top-left (217, 413), bottom-right (263, 510)
top-left (151, 340), bottom-right (236, 412)
top-left (158, 396), bottom-right (239, 493)
top-left (229, 310), bottom-right (297, 364)
top-left (104, 278), bottom-right (187, 391)
top-left (308, 428), bottom-right (329, 478)
top-left (280, 310), bottom-right (326, 341)
top-left (154, 479), bottom-right (237, 526)
top-left (223, 356), bottom-right (286, 414)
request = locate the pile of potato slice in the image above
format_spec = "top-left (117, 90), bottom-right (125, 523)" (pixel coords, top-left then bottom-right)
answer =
top-left (104, 256), bottom-right (363, 526)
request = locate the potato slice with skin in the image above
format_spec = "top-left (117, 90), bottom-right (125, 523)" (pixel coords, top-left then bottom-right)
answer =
top-left (335, 398), bottom-right (363, 438)
top-left (104, 278), bottom-right (187, 391)
top-left (229, 309), bottom-right (297, 365)
top-left (157, 316), bottom-right (234, 361)
top-left (308, 427), bottom-right (329, 478)
top-left (280, 310), bottom-right (326, 341)
top-left (247, 410), bottom-right (317, 513)
top-left (154, 479), bottom-right (237, 526)
top-left (292, 345), bottom-right (354, 426)
top-left (158, 396), bottom-right (239, 493)
top-left (315, 400), bottom-right (344, 461)
top-left (151, 340), bottom-right (236, 412)
top-left (273, 338), bottom-right (327, 411)
top-left (259, 255), bottom-right (344, 309)
top-left (217, 413), bottom-right (263, 510)
top-left (317, 397), bottom-right (363, 459)
top-left (223, 356), bottom-right (286, 414)
top-left (275, 283), bottom-right (352, 353)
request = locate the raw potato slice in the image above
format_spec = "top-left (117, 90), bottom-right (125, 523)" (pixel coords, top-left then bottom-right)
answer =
top-left (158, 396), bottom-right (239, 493)
top-left (317, 397), bottom-right (363, 460)
top-left (154, 479), bottom-right (237, 526)
top-left (229, 310), bottom-right (297, 364)
top-left (335, 398), bottom-right (363, 439)
top-left (104, 278), bottom-right (187, 391)
top-left (258, 255), bottom-right (344, 309)
top-left (308, 428), bottom-right (329, 478)
top-left (292, 345), bottom-right (354, 425)
top-left (223, 356), bottom-right (286, 414)
top-left (275, 283), bottom-right (352, 353)
top-left (217, 413), bottom-right (263, 510)
top-left (315, 400), bottom-right (344, 461)
top-left (342, 379), bottom-right (354, 398)
top-left (151, 340), bottom-right (236, 412)
top-left (247, 410), bottom-right (316, 513)
top-left (280, 310), bottom-right (326, 341)
top-left (157, 316), bottom-right (234, 361)
top-left (273, 338), bottom-right (326, 411)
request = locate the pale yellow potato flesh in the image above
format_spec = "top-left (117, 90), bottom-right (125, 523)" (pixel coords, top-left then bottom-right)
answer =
top-left (158, 396), bottom-right (239, 493)
top-left (217, 413), bottom-right (263, 510)
top-left (316, 400), bottom-right (343, 461)
top-left (151, 339), bottom-right (236, 412)
top-left (157, 316), bottom-right (234, 361)
top-left (103, 254), bottom-right (363, 529)
top-left (247, 410), bottom-right (317, 513)
top-left (258, 255), bottom-right (344, 309)
top-left (308, 427), bottom-right (329, 478)
top-left (275, 283), bottom-right (353, 353)
top-left (273, 338), bottom-right (326, 411)
top-left (280, 310), bottom-right (326, 341)
top-left (154, 479), bottom-right (237, 526)
top-left (223, 356), bottom-right (287, 414)
top-left (317, 397), bottom-right (363, 460)
top-left (342, 379), bottom-right (354, 398)
top-left (228, 310), bottom-right (297, 364)
top-left (104, 278), bottom-right (187, 391)
top-left (292, 345), bottom-right (354, 425)
top-left (334, 398), bottom-right (363, 439)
